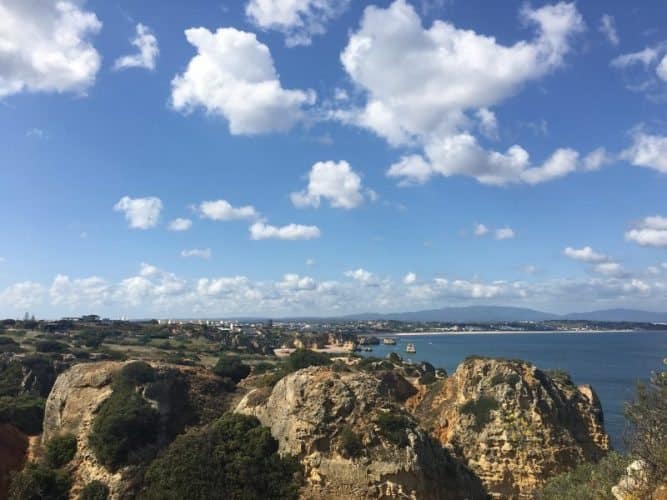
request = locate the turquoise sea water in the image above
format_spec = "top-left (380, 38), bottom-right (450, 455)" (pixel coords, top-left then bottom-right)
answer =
top-left (360, 331), bottom-right (667, 450)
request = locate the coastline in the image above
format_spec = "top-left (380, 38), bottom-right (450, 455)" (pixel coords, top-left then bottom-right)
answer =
top-left (392, 329), bottom-right (637, 336)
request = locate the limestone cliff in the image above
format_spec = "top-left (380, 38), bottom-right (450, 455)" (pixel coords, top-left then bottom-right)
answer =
top-left (41, 361), bottom-right (233, 499)
top-left (236, 366), bottom-right (486, 500)
top-left (409, 357), bottom-right (609, 499)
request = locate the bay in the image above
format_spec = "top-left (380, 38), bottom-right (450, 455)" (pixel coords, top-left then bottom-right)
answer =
top-left (360, 331), bottom-right (667, 450)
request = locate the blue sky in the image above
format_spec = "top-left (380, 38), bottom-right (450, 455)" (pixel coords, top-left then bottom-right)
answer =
top-left (1, 0), bottom-right (667, 318)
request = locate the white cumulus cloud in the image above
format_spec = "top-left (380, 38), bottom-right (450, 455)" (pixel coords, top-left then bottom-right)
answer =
top-left (403, 272), bottom-right (417, 285)
top-left (474, 224), bottom-right (489, 236)
top-left (0, 0), bottom-right (101, 98)
top-left (564, 246), bottom-right (609, 263)
top-left (181, 248), bottom-right (212, 259)
top-left (171, 27), bottom-right (315, 135)
top-left (250, 222), bottom-right (320, 240)
top-left (291, 160), bottom-right (368, 209)
top-left (344, 268), bottom-right (376, 284)
top-left (625, 216), bottom-right (667, 247)
top-left (168, 218), bottom-right (192, 231)
top-left (599, 14), bottom-right (619, 46)
top-left (199, 200), bottom-right (259, 221)
top-left (114, 196), bottom-right (163, 229)
top-left (114, 23), bottom-right (159, 71)
top-left (246, 0), bottom-right (350, 47)
top-left (338, 1), bottom-right (585, 187)
top-left (621, 132), bottom-right (667, 173)
top-left (388, 134), bottom-right (581, 186)
top-left (0, 282), bottom-right (45, 310)
top-left (340, 0), bottom-right (584, 146)
top-left (495, 227), bottom-right (516, 240)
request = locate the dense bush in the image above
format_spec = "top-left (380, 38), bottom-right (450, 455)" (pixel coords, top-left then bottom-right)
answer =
top-left (88, 389), bottom-right (159, 470)
top-left (545, 369), bottom-right (575, 387)
top-left (251, 361), bottom-right (275, 375)
top-left (339, 426), bottom-right (363, 458)
top-left (0, 361), bottom-right (24, 397)
top-left (419, 371), bottom-right (437, 385)
top-left (78, 331), bottom-right (106, 349)
top-left (113, 361), bottom-right (156, 389)
top-left (624, 359), bottom-right (667, 494)
top-left (45, 434), bottom-right (77, 469)
top-left (538, 452), bottom-right (628, 500)
top-left (79, 481), bottom-right (109, 500)
top-left (8, 463), bottom-right (71, 500)
top-left (490, 372), bottom-right (521, 387)
top-left (285, 350), bottom-right (331, 372)
top-left (35, 341), bottom-right (68, 353)
top-left (140, 413), bottom-right (301, 500)
top-left (459, 396), bottom-right (499, 432)
top-left (376, 412), bottom-right (412, 447)
top-left (212, 357), bottom-right (251, 383)
top-left (388, 352), bottom-right (402, 365)
top-left (0, 395), bottom-right (45, 435)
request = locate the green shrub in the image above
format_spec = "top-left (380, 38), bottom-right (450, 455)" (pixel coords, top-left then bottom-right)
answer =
top-left (88, 389), bottom-right (159, 470)
top-left (0, 395), bottom-right (45, 435)
top-left (459, 396), bottom-right (499, 432)
top-left (79, 481), bottom-right (109, 500)
top-left (0, 336), bottom-right (17, 345)
top-left (8, 463), bottom-right (71, 500)
top-left (285, 350), bottom-right (331, 372)
top-left (252, 362), bottom-right (276, 375)
top-left (0, 361), bottom-right (24, 397)
top-left (538, 452), bottom-right (628, 500)
top-left (624, 360), bottom-right (667, 493)
top-left (388, 352), bottom-right (402, 365)
top-left (45, 434), bottom-right (77, 468)
top-left (376, 412), bottom-right (411, 447)
top-left (339, 426), bottom-right (363, 458)
top-left (212, 357), bottom-right (251, 383)
top-left (357, 357), bottom-right (383, 371)
top-left (35, 341), bottom-right (68, 353)
top-left (490, 372), bottom-right (521, 386)
top-left (419, 371), bottom-right (437, 385)
top-left (546, 369), bottom-right (575, 387)
top-left (113, 361), bottom-right (155, 389)
top-left (140, 413), bottom-right (301, 500)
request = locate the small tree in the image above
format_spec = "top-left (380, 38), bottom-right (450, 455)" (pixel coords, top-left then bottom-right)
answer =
top-left (79, 481), bottom-right (109, 500)
top-left (624, 358), bottom-right (667, 494)
top-left (8, 463), bottom-right (70, 500)
top-left (212, 357), bottom-right (251, 384)
top-left (45, 434), bottom-right (77, 468)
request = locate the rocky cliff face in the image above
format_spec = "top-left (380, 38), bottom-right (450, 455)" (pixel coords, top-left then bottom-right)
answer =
top-left (409, 357), bottom-right (609, 499)
top-left (42, 361), bottom-right (233, 498)
top-left (0, 423), bottom-right (29, 499)
top-left (236, 366), bottom-right (486, 500)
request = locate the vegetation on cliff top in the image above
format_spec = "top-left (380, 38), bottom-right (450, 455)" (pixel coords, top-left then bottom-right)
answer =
top-left (8, 463), bottom-right (70, 500)
top-left (44, 434), bottom-right (77, 469)
top-left (140, 412), bottom-right (301, 500)
top-left (89, 363), bottom-right (160, 470)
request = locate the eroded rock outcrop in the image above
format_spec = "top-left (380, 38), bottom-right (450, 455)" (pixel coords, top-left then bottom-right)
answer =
top-left (0, 423), bottom-right (29, 499)
top-left (236, 366), bottom-right (486, 499)
top-left (409, 357), bottom-right (609, 499)
top-left (42, 361), bottom-right (233, 499)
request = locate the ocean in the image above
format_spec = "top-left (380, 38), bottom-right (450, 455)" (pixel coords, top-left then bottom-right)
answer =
top-left (360, 331), bottom-right (667, 450)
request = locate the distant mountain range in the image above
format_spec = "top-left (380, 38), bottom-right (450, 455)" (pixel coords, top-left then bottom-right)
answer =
top-left (334, 306), bottom-right (667, 323)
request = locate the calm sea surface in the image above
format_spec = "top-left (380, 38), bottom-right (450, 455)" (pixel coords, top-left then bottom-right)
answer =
top-left (360, 331), bottom-right (667, 450)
